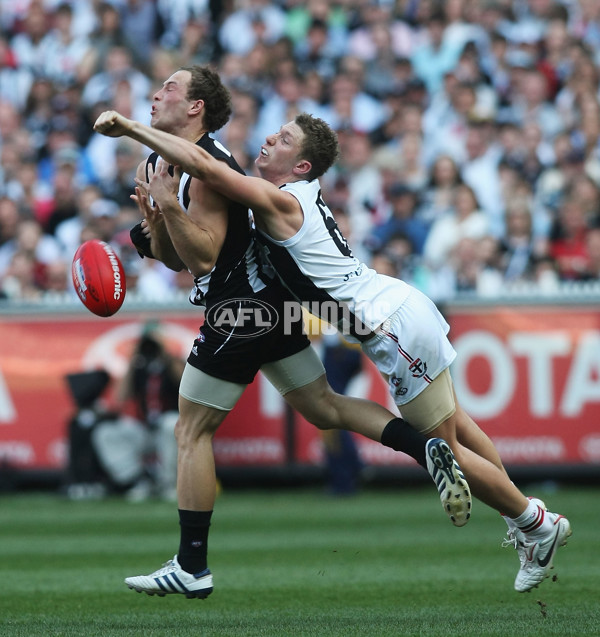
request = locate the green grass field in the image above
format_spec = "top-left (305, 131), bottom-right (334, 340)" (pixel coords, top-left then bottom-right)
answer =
top-left (0, 484), bottom-right (598, 637)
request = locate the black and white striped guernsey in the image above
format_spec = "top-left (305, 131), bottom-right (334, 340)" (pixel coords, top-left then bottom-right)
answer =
top-left (146, 133), bottom-right (267, 310)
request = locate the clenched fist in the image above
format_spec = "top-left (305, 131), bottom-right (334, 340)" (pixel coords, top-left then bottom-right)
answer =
top-left (94, 110), bottom-right (133, 137)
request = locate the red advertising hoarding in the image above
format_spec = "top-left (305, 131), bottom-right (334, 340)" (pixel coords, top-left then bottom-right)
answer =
top-left (446, 304), bottom-right (600, 467)
top-left (0, 303), bottom-right (599, 472)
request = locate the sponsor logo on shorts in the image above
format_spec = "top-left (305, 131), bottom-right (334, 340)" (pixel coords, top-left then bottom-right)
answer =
top-left (391, 376), bottom-right (408, 396)
top-left (205, 299), bottom-right (279, 338)
top-left (409, 358), bottom-right (428, 378)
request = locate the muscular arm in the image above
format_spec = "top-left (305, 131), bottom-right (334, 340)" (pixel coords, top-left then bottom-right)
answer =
top-left (144, 161), bottom-right (227, 278)
top-left (95, 111), bottom-right (302, 240)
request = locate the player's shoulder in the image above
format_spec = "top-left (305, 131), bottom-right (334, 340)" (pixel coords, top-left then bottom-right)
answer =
top-left (199, 134), bottom-right (229, 159)
top-left (199, 134), bottom-right (245, 175)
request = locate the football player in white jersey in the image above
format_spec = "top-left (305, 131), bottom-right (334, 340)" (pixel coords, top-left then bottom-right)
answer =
top-left (94, 109), bottom-right (571, 593)
top-left (104, 70), bottom-right (470, 600)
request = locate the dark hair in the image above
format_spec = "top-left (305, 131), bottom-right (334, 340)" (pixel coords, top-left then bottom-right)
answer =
top-left (181, 65), bottom-right (232, 133)
top-left (294, 113), bottom-right (340, 181)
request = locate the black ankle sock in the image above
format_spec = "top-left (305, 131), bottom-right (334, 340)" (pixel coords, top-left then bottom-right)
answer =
top-left (380, 417), bottom-right (427, 469)
top-left (178, 509), bottom-right (212, 574)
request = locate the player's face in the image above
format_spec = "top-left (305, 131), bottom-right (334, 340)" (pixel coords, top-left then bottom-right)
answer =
top-left (151, 70), bottom-right (194, 133)
top-left (255, 121), bottom-right (304, 180)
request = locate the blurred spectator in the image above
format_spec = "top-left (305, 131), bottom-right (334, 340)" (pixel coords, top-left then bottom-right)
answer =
top-left (0, 218), bottom-right (62, 291)
top-left (36, 116), bottom-right (96, 196)
top-left (573, 91), bottom-right (600, 162)
top-left (0, 197), bottom-right (21, 249)
top-left (422, 76), bottom-right (477, 164)
top-left (156, 0), bottom-right (211, 51)
top-left (334, 130), bottom-right (385, 251)
top-left (443, 0), bottom-right (489, 54)
top-left (284, 0), bottom-right (347, 48)
top-left (499, 199), bottom-right (540, 283)
top-left (370, 248), bottom-right (398, 278)
top-left (383, 231), bottom-right (429, 292)
top-left (1, 249), bottom-right (42, 300)
top-left (418, 154), bottom-right (462, 227)
top-left (542, 12), bottom-right (573, 88)
top-left (1, 146), bottom-right (45, 219)
top-left (476, 234), bottom-right (505, 295)
top-left (584, 224), bottom-right (600, 280)
top-left (410, 10), bottom-right (464, 95)
top-left (423, 182), bottom-right (489, 270)
top-left (0, 33), bottom-right (33, 110)
top-left (346, 1), bottom-right (415, 72)
top-left (42, 3), bottom-right (92, 88)
top-left (249, 64), bottom-right (325, 154)
top-left (373, 130), bottom-right (428, 193)
top-left (21, 76), bottom-right (55, 153)
top-left (327, 58), bottom-right (387, 133)
top-left (98, 138), bottom-right (144, 206)
top-left (549, 195), bottom-right (593, 280)
top-left (572, 0), bottom-right (600, 56)
top-left (178, 14), bottom-right (216, 67)
top-left (81, 44), bottom-right (151, 112)
top-left (218, 0), bottom-right (286, 57)
top-left (9, 0), bottom-right (49, 77)
top-left (569, 173), bottom-right (600, 219)
top-left (118, 0), bottom-right (160, 69)
top-left (555, 48), bottom-right (599, 130)
top-left (294, 17), bottom-right (341, 81)
top-left (460, 120), bottom-right (504, 237)
top-left (43, 257), bottom-right (70, 295)
top-left (54, 183), bottom-right (103, 256)
top-left (367, 183), bottom-right (428, 256)
top-left (0, 96), bottom-right (25, 152)
top-left (84, 46), bottom-right (152, 186)
top-left (44, 158), bottom-right (82, 235)
top-left (78, 2), bottom-right (129, 81)
top-left (518, 121), bottom-right (548, 184)
top-left (504, 67), bottom-right (565, 140)
top-left (427, 236), bottom-right (481, 301)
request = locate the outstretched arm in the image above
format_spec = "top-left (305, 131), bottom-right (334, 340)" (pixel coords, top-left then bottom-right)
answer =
top-left (94, 111), bottom-right (300, 239)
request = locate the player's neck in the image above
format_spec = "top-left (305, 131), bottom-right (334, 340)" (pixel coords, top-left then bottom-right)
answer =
top-left (172, 124), bottom-right (206, 144)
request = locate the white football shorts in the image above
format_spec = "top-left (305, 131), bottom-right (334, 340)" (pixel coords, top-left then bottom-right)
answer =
top-left (361, 285), bottom-right (457, 424)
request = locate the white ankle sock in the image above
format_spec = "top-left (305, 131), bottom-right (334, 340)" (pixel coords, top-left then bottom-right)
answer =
top-left (509, 500), bottom-right (551, 538)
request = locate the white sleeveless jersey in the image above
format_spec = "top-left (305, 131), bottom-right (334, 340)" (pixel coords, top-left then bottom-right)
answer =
top-left (256, 179), bottom-right (411, 342)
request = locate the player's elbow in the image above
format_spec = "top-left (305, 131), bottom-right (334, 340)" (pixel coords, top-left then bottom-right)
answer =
top-left (189, 256), bottom-right (216, 278)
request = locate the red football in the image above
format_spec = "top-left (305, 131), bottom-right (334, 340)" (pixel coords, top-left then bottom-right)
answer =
top-left (71, 239), bottom-right (126, 317)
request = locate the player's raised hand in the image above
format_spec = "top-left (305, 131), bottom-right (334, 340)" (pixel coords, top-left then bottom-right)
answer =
top-left (93, 110), bottom-right (133, 137)
top-left (139, 160), bottom-right (182, 212)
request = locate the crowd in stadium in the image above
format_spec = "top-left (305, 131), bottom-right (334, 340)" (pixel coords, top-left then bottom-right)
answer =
top-left (1, 0), bottom-right (600, 304)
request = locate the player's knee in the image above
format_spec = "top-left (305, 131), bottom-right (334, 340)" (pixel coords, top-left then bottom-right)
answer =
top-left (304, 388), bottom-right (341, 431)
top-left (175, 411), bottom-right (222, 447)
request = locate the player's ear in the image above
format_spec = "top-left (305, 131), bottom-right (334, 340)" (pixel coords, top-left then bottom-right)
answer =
top-left (294, 159), bottom-right (312, 177)
top-left (189, 99), bottom-right (204, 115)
